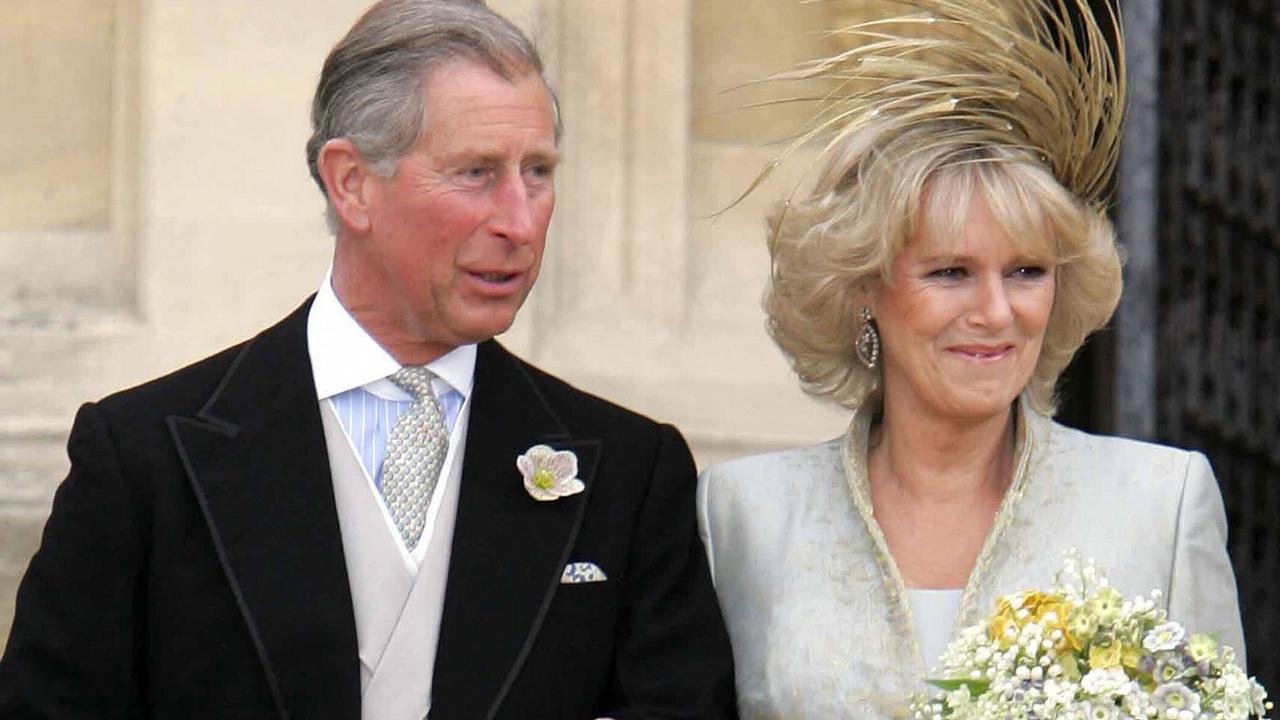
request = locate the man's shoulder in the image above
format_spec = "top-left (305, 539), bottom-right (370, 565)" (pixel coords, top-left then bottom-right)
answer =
top-left (95, 300), bottom-right (311, 424)
top-left (96, 339), bottom-right (251, 421)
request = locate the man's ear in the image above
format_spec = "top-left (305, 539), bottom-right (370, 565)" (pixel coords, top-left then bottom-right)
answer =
top-left (317, 138), bottom-right (377, 233)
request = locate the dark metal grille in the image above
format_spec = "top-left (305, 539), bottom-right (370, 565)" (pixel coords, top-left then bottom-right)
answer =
top-left (1157, 0), bottom-right (1280, 693)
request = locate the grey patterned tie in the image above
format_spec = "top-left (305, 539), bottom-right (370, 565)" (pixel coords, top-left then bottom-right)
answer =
top-left (379, 366), bottom-right (449, 551)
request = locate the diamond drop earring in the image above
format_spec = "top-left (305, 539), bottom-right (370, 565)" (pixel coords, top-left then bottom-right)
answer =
top-left (855, 307), bottom-right (880, 370)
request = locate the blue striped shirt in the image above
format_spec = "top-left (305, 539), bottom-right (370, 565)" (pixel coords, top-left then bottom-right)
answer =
top-left (330, 383), bottom-right (465, 489)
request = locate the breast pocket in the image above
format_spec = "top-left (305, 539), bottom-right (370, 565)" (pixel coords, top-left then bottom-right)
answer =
top-left (541, 579), bottom-right (622, 713)
top-left (550, 577), bottom-right (621, 621)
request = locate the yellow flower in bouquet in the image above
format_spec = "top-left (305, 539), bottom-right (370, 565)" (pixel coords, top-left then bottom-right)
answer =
top-left (1009, 590), bottom-right (1058, 619)
top-left (1087, 642), bottom-right (1122, 669)
top-left (1187, 633), bottom-right (1219, 663)
top-left (1119, 641), bottom-right (1143, 673)
top-left (1034, 599), bottom-right (1074, 651)
top-left (1066, 612), bottom-right (1096, 649)
top-left (1065, 606), bottom-right (1098, 650)
top-left (1085, 586), bottom-right (1123, 623)
top-left (988, 590), bottom-right (1073, 649)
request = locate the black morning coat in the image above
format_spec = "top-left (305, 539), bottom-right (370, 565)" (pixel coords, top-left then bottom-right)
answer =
top-left (0, 299), bottom-right (739, 720)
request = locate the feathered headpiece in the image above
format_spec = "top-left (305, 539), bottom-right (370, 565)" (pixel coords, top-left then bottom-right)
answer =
top-left (752, 0), bottom-right (1125, 210)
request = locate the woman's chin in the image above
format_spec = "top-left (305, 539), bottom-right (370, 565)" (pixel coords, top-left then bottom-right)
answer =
top-left (935, 387), bottom-right (1023, 423)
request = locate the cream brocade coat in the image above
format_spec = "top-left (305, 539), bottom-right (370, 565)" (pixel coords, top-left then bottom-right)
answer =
top-left (696, 400), bottom-right (1245, 720)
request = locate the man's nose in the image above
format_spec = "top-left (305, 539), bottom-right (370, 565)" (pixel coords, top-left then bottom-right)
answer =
top-left (491, 172), bottom-right (538, 245)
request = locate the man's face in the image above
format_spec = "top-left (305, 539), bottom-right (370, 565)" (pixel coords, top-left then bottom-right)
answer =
top-left (351, 60), bottom-right (559, 357)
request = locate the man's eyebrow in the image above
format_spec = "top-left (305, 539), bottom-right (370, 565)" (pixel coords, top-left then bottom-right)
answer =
top-left (527, 148), bottom-right (562, 165)
top-left (445, 147), bottom-right (562, 165)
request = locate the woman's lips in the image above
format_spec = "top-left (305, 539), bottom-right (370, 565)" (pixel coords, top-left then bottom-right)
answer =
top-left (947, 344), bottom-right (1014, 361)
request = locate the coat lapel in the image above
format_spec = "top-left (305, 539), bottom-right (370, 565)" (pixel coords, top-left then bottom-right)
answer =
top-left (167, 299), bottom-right (360, 719)
top-left (430, 341), bottom-right (601, 720)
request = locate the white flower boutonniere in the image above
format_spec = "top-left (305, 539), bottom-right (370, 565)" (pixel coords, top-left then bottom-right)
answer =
top-left (516, 444), bottom-right (584, 501)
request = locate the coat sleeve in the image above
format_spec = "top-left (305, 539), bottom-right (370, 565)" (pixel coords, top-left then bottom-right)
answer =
top-left (1165, 450), bottom-right (1247, 664)
top-left (695, 466), bottom-right (718, 587)
top-left (0, 402), bottom-right (147, 717)
top-left (606, 424), bottom-right (739, 720)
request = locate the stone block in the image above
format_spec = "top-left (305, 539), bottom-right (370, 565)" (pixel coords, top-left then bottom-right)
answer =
top-left (0, 0), bottom-right (116, 231)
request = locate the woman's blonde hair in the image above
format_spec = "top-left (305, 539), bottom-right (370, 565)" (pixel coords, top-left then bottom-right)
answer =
top-left (764, 119), bottom-right (1123, 415)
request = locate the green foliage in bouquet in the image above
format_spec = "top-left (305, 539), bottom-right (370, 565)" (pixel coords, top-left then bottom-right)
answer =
top-left (911, 552), bottom-right (1271, 720)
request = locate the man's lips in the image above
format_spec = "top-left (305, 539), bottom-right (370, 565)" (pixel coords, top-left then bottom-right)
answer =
top-left (470, 271), bottom-right (520, 283)
top-left (947, 343), bottom-right (1015, 360)
top-left (465, 269), bottom-right (526, 295)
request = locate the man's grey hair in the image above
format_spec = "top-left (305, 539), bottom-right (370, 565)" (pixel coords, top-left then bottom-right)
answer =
top-left (306, 0), bottom-right (561, 231)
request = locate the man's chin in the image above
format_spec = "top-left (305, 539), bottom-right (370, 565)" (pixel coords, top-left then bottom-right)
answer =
top-left (450, 313), bottom-right (521, 346)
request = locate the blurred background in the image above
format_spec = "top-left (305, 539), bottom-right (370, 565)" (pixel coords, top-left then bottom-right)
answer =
top-left (1, 0), bottom-right (1275, 693)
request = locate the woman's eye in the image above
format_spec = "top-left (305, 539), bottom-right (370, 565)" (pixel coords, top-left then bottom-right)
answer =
top-left (1010, 265), bottom-right (1048, 279)
top-left (928, 267), bottom-right (967, 280)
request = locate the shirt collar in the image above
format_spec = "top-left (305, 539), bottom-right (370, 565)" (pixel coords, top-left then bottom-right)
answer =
top-left (307, 265), bottom-right (476, 401)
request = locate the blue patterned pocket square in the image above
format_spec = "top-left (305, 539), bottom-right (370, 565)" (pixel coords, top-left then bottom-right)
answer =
top-left (561, 561), bottom-right (608, 584)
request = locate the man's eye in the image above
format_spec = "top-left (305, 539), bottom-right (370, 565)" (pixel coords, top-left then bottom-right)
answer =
top-left (460, 166), bottom-right (491, 181)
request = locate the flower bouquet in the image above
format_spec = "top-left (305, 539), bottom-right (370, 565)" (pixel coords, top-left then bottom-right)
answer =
top-left (911, 552), bottom-right (1271, 720)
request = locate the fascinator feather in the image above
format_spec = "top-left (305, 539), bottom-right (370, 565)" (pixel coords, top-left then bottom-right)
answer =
top-left (756, 0), bottom-right (1125, 212)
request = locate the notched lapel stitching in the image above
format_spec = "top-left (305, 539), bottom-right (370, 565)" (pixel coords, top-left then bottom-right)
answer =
top-left (506, 353), bottom-right (571, 441)
top-left (166, 415), bottom-right (290, 720)
top-left (484, 438), bottom-right (603, 720)
top-left (194, 337), bottom-right (261, 435)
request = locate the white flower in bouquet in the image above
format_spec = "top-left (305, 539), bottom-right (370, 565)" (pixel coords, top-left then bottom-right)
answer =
top-left (1079, 667), bottom-right (1130, 697)
top-left (910, 551), bottom-right (1272, 720)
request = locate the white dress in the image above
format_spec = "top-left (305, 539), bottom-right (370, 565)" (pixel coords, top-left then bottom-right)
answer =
top-left (907, 589), bottom-right (963, 673)
top-left (696, 398), bottom-right (1245, 720)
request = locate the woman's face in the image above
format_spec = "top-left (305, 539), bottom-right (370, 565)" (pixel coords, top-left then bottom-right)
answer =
top-left (871, 191), bottom-right (1056, 423)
